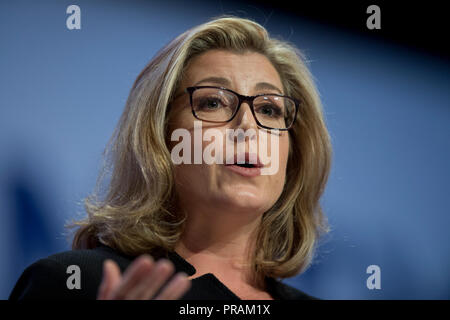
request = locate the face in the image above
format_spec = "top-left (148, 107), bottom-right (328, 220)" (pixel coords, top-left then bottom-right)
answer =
top-left (168, 49), bottom-right (290, 219)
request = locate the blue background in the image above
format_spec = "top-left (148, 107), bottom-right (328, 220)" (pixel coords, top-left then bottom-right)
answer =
top-left (1, 0), bottom-right (449, 299)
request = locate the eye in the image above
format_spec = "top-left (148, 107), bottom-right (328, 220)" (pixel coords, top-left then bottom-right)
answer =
top-left (256, 104), bottom-right (283, 118)
top-left (197, 96), bottom-right (225, 110)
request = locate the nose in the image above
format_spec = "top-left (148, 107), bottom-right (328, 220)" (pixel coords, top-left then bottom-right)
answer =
top-left (231, 102), bottom-right (258, 131)
top-left (227, 101), bottom-right (258, 145)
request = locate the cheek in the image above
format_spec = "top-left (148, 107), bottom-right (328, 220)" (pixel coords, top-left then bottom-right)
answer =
top-left (265, 133), bottom-right (289, 190)
top-left (279, 135), bottom-right (290, 170)
top-left (264, 132), bottom-right (289, 176)
top-left (174, 163), bottom-right (211, 191)
top-left (272, 135), bottom-right (289, 188)
top-left (170, 129), bottom-right (218, 191)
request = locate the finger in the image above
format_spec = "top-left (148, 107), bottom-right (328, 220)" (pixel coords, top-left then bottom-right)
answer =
top-left (110, 254), bottom-right (154, 300)
top-left (154, 272), bottom-right (191, 300)
top-left (128, 259), bottom-right (174, 300)
top-left (97, 260), bottom-right (121, 300)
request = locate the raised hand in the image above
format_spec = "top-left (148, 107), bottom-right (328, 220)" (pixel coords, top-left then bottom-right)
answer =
top-left (97, 254), bottom-right (191, 300)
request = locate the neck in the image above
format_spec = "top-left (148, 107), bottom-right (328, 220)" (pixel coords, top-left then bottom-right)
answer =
top-left (174, 204), bottom-right (263, 286)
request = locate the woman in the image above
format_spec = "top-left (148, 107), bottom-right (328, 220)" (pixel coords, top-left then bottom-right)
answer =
top-left (9, 16), bottom-right (332, 300)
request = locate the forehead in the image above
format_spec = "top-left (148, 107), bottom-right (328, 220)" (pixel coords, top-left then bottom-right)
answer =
top-left (181, 49), bottom-right (283, 91)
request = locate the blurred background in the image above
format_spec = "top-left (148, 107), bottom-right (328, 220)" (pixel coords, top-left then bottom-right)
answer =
top-left (1, 0), bottom-right (449, 299)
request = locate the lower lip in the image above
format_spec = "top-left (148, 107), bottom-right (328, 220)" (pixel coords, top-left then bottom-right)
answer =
top-left (224, 165), bottom-right (262, 177)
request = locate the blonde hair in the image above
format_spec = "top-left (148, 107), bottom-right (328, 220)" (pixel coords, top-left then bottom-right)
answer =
top-left (69, 16), bottom-right (332, 287)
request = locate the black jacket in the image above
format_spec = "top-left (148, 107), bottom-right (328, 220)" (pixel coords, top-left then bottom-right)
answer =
top-left (9, 245), bottom-right (317, 300)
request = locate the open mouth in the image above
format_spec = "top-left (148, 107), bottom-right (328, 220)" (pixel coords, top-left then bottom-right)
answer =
top-left (235, 162), bottom-right (256, 168)
top-left (225, 152), bottom-right (264, 168)
top-left (224, 152), bottom-right (263, 177)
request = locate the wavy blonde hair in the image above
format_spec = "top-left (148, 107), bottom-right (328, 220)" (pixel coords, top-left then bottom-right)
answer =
top-left (69, 16), bottom-right (332, 287)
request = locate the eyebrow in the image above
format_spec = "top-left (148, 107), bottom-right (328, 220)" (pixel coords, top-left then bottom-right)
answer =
top-left (254, 82), bottom-right (283, 95)
top-left (194, 76), bottom-right (283, 95)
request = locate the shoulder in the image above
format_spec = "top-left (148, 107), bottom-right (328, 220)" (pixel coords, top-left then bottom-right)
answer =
top-left (266, 278), bottom-right (320, 300)
top-left (9, 245), bottom-right (133, 300)
top-left (45, 245), bottom-right (133, 270)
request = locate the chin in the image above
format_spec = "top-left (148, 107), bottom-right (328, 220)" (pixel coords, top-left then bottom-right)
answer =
top-left (223, 192), bottom-right (272, 213)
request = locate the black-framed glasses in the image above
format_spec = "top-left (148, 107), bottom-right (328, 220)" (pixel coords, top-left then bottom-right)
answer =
top-left (185, 86), bottom-right (299, 130)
